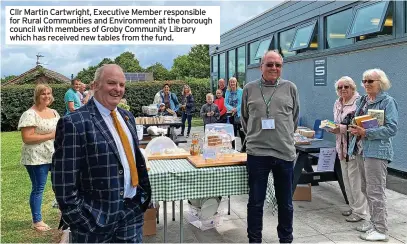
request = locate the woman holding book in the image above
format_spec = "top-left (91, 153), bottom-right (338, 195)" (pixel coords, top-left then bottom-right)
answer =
top-left (348, 69), bottom-right (398, 242)
top-left (329, 76), bottom-right (368, 223)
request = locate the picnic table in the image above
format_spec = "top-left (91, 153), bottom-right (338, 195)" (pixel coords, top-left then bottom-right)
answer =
top-left (148, 159), bottom-right (277, 243)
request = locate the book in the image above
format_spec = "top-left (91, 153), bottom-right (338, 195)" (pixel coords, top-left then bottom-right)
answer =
top-left (368, 109), bottom-right (384, 126)
top-left (354, 115), bottom-right (372, 127)
top-left (319, 120), bottom-right (337, 130)
top-left (361, 118), bottom-right (379, 129)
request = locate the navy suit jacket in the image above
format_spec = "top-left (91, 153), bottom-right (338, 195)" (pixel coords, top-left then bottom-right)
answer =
top-left (51, 98), bottom-right (151, 234)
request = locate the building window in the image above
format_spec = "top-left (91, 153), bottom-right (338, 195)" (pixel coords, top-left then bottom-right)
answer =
top-left (279, 28), bottom-right (297, 57)
top-left (219, 53), bottom-right (226, 81)
top-left (237, 46), bottom-right (246, 84)
top-left (326, 9), bottom-right (353, 49)
top-left (346, 1), bottom-right (392, 39)
top-left (249, 40), bottom-right (260, 64)
top-left (405, 1), bottom-right (407, 33)
top-left (290, 21), bottom-right (317, 51)
top-left (212, 55), bottom-right (218, 92)
top-left (228, 49), bottom-right (236, 80)
top-left (254, 38), bottom-right (273, 61)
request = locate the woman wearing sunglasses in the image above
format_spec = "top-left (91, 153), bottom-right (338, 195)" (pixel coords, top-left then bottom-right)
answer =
top-left (348, 69), bottom-right (398, 242)
top-left (329, 76), bottom-right (367, 223)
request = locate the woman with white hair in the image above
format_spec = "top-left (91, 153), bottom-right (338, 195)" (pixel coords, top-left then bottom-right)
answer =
top-left (348, 68), bottom-right (398, 241)
top-left (329, 76), bottom-right (367, 222)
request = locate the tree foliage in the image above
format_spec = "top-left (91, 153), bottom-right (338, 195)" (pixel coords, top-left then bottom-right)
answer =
top-left (1, 79), bottom-right (210, 131)
top-left (170, 45), bottom-right (210, 79)
top-left (1, 75), bottom-right (17, 84)
top-left (114, 51), bottom-right (144, 73)
top-left (145, 62), bottom-right (174, 81)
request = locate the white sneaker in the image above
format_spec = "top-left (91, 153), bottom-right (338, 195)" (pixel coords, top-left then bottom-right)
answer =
top-left (356, 221), bottom-right (373, 232)
top-left (360, 229), bottom-right (389, 242)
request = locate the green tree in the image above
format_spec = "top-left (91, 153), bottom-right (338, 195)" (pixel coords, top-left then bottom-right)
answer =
top-left (171, 55), bottom-right (190, 79)
top-left (170, 45), bottom-right (210, 79)
top-left (188, 44), bottom-right (210, 78)
top-left (1, 75), bottom-right (17, 84)
top-left (114, 51), bottom-right (144, 72)
top-left (76, 58), bottom-right (114, 83)
top-left (145, 62), bottom-right (172, 81)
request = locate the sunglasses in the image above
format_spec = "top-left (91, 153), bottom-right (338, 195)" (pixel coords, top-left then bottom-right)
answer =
top-left (264, 62), bottom-right (282, 68)
top-left (337, 85), bottom-right (350, 90)
top-left (362, 80), bottom-right (377, 84)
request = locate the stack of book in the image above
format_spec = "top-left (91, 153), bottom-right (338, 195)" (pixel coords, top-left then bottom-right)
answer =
top-left (319, 120), bottom-right (338, 130)
top-left (354, 115), bottom-right (379, 129)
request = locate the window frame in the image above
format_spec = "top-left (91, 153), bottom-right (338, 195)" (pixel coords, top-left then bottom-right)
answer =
top-left (346, 1), bottom-right (391, 39)
top-left (237, 45), bottom-right (246, 84)
top-left (278, 27), bottom-right (297, 58)
top-left (254, 37), bottom-right (273, 60)
top-left (289, 20), bottom-right (317, 51)
top-left (324, 7), bottom-right (355, 49)
top-left (227, 48), bottom-right (237, 80)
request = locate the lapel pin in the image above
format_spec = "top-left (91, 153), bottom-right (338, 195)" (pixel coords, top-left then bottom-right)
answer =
top-left (125, 116), bottom-right (129, 121)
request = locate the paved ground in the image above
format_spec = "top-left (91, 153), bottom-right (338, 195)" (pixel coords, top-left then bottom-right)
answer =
top-left (143, 126), bottom-right (407, 243)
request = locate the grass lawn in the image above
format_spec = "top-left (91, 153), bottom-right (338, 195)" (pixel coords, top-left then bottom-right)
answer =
top-left (1, 131), bottom-right (61, 243)
top-left (191, 117), bottom-right (204, 127)
top-left (0, 119), bottom-right (203, 242)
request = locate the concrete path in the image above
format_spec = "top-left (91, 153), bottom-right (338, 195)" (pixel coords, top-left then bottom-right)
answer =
top-left (144, 126), bottom-right (407, 243)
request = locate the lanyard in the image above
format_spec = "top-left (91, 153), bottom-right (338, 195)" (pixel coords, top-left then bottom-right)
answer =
top-left (259, 79), bottom-right (279, 118)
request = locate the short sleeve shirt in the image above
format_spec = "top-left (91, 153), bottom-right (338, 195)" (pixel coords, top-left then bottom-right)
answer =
top-left (18, 109), bottom-right (60, 165)
top-left (64, 88), bottom-right (81, 114)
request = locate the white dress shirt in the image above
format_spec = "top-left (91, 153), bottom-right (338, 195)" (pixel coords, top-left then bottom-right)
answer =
top-left (94, 98), bottom-right (137, 198)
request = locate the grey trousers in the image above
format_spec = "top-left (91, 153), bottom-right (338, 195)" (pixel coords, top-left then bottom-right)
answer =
top-left (356, 155), bottom-right (388, 233)
top-left (340, 159), bottom-right (368, 218)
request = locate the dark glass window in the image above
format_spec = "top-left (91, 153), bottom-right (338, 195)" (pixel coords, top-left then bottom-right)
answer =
top-left (237, 46), bottom-right (246, 84)
top-left (347, 1), bottom-right (392, 39)
top-left (290, 22), bottom-right (317, 51)
top-left (211, 55), bottom-right (218, 92)
top-left (228, 49), bottom-right (236, 80)
top-left (254, 38), bottom-right (272, 61)
top-left (326, 9), bottom-right (353, 49)
top-left (219, 53), bottom-right (226, 81)
top-left (249, 40), bottom-right (260, 64)
top-left (279, 28), bottom-right (296, 57)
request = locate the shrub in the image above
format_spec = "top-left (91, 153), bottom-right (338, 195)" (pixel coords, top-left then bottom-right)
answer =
top-left (1, 78), bottom-right (210, 131)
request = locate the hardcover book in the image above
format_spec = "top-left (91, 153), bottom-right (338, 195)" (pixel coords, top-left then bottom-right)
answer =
top-left (319, 119), bottom-right (337, 130)
top-left (368, 109), bottom-right (384, 126)
top-left (361, 118), bottom-right (379, 129)
top-left (354, 115), bottom-right (372, 127)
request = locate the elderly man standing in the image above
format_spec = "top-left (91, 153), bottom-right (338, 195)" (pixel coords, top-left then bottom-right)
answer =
top-left (52, 64), bottom-right (151, 243)
top-left (218, 78), bottom-right (227, 97)
top-left (241, 50), bottom-right (299, 243)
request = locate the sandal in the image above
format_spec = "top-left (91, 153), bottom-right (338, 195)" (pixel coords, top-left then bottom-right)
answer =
top-left (345, 213), bottom-right (363, 222)
top-left (31, 223), bottom-right (51, 232)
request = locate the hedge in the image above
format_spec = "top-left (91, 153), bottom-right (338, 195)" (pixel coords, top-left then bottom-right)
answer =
top-left (1, 78), bottom-right (211, 131)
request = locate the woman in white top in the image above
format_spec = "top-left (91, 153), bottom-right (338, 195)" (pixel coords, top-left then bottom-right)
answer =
top-left (18, 84), bottom-right (60, 232)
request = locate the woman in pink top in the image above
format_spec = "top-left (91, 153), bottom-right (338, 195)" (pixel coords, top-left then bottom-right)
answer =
top-left (329, 76), bottom-right (367, 222)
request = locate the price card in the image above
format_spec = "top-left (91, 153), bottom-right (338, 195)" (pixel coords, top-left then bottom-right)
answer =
top-left (317, 148), bottom-right (336, 172)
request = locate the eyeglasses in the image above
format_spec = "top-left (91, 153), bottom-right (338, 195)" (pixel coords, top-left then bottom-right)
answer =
top-left (337, 85), bottom-right (350, 90)
top-left (264, 62), bottom-right (282, 68)
top-left (362, 79), bottom-right (378, 84)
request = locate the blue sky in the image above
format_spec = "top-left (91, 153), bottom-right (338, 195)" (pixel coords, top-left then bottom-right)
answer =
top-left (1, 0), bottom-right (282, 78)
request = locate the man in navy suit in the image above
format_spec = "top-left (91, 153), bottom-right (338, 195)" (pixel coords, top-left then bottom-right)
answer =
top-left (52, 64), bottom-right (151, 243)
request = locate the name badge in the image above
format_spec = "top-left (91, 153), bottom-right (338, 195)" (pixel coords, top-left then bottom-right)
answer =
top-left (261, 118), bottom-right (275, 130)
